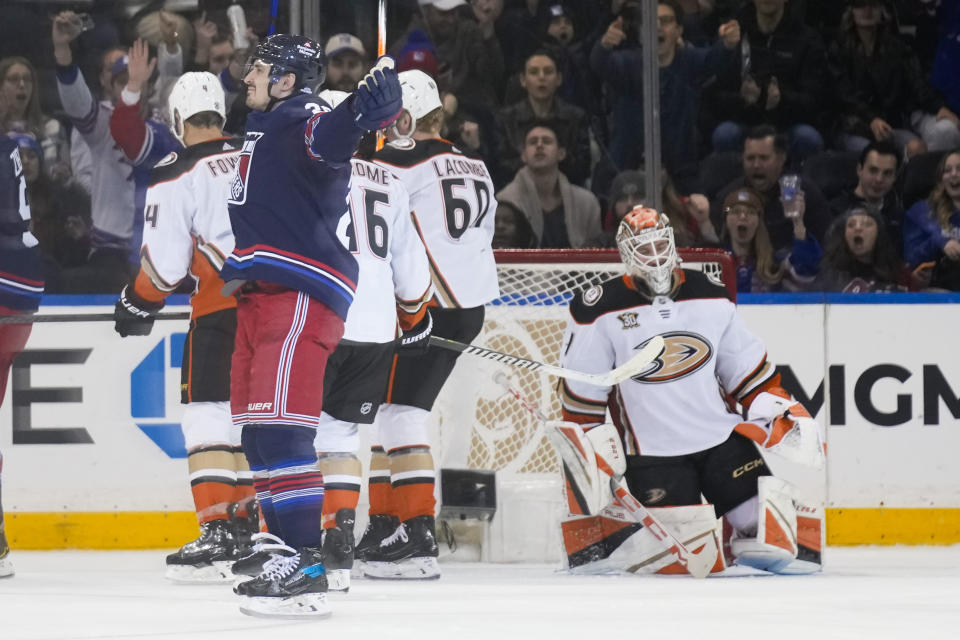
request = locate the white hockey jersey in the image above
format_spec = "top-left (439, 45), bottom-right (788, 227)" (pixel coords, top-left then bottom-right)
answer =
top-left (373, 138), bottom-right (499, 309)
top-left (133, 137), bottom-right (240, 317)
top-left (336, 157), bottom-right (432, 343)
top-left (560, 270), bottom-right (774, 457)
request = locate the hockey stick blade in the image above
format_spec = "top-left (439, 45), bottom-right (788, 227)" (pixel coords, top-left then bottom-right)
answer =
top-left (0, 311), bottom-right (191, 324)
top-left (611, 478), bottom-right (716, 579)
top-left (430, 335), bottom-right (664, 387)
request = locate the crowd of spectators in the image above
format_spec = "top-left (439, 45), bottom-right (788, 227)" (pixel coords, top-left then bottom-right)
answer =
top-left (2, 0), bottom-right (960, 294)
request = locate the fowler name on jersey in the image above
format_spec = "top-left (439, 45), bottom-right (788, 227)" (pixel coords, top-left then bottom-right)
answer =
top-left (561, 269), bottom-right (775, 457)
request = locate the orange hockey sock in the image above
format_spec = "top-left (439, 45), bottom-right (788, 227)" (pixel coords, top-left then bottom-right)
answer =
top-left (368, 446), bottom-right (394, 516)
top-left (187, 445), bottom-right (237, 523)
top-left (389, 445), bottom-right (436, 521)
top-left (317, 452), bottom-right (362, 528)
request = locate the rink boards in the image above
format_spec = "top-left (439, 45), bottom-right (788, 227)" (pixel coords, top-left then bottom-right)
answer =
top-left (2, 293), bottom-right (960, 550)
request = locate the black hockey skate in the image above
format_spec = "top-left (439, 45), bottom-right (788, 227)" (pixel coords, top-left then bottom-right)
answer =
top-left (321, 508), bottom-right (355, 592)
top-left (231, 532), bottom-right (296, 585)
top-left (165, 519), bottom-right (239, 583)
top-left (354, 513), bottom-right (399, 562)
top-left (359, 515), bottom-right (441, 580)
top-left (235, 546), bottom-right (330, 618)
top-left (227, 500), bottom-right (261, 557)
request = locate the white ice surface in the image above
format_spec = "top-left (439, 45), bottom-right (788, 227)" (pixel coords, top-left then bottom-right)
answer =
top-left (1, 547), bottom-right (959, 640)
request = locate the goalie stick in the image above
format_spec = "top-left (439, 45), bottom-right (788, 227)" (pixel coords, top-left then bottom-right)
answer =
top-left (429, 334), bottom-right (664, 387)
top-left (494, 371), bottom-right (715, 579)
top-left (0, 311), bottom-right (191, 324)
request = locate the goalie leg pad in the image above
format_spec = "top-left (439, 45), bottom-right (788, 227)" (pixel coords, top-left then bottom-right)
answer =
top-left (550, 422), bottom-right (627, 516)
top-left (732, 477), bottom-right (823, 574)
top-left (564, 504), bottom-right (723, 576)
top-left (549, 422), bottom-right (602, 516)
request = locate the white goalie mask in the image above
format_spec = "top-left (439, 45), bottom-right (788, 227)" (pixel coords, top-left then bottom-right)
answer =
top-left (616, 206), bottom-right (680, 296)
top-left (392, 69), bottom-right (442, 139)
top-left (167, 72), bottom-right (226, 145)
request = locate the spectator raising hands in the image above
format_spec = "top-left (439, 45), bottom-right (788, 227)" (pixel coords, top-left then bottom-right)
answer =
top-left (124, 39), bottom-right (156, 96)
top-left (193, 11), bottom-right (218, 69)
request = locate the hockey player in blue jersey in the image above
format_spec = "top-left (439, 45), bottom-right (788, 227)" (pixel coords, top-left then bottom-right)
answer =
top-left (0, 137), bottom-right (45, 578)
top-left (216, 34), bottom-right (403, 618)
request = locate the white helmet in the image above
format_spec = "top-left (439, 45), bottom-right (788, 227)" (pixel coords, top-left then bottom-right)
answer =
top-left (317, 89), bottom-right (350, 110)
top-left (167, 72), bottom-right (226, 145)
top-left (393, 69), bottom-right (442, 139)
top-left (616, 206), bottom-right (680, 297)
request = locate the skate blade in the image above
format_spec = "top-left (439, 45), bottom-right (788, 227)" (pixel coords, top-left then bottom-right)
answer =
top-left (326, 569), bottom-right (351, 593)
top-left (165, 560), bottom-right (234, 584)
top-left (238, 593), bottom-right (331, 619)
top-left (360, 557), bottom-right (441, 580)
top-left (0, 557), bottom-right (14, 578)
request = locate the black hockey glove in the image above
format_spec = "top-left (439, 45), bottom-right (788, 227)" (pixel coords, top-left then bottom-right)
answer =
top-left (353, 56), bottom-right (402, 131)
top-left (398, 310), bottom-right (433, 353)
top-left (114, 285), bottom-right (163, 337)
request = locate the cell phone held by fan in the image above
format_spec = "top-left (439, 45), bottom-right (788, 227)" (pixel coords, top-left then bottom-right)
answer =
top-left (619, 0), bottom-right (641, 46)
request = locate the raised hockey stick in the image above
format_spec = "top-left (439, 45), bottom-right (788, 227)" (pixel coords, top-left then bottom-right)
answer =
top-left (376, 0), bottom-right (387, 151)
top-left (428, 334), bottom-right (664, 387)
top-left (0, 311), bottom-right (191, 324)
top-left (494, 372), bottom-right (715, 579)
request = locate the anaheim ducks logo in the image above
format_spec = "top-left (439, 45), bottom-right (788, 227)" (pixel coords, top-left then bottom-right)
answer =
top-left (631, 332), bottom-right (713, 383)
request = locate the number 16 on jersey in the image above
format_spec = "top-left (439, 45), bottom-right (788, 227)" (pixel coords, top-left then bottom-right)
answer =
top-left (339, 188), bottom-right (391, 260)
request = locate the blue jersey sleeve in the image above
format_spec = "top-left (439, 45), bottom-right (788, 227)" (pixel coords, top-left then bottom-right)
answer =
top-left (304, 96), bottom-right (364, 168)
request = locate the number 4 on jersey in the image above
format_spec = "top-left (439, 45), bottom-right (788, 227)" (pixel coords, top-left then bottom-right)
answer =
top-left (441, 177), bottom-right (490, 240)
top-left (144, 204), bottom-right (159, 229)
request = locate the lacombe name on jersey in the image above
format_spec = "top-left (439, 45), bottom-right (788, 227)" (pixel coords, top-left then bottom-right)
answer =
top-left (431, 156), bottom-right (490, 180)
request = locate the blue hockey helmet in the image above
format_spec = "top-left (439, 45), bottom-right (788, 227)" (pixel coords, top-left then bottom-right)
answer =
top-left (246, 34), bottom-right (326, 94)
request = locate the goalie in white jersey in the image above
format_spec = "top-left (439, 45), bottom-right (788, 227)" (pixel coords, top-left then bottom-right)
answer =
top-left (558, 206), bottom-right (824, 576)
top-left (350, 70), bottom-right (498, 579)
top-left (111, 72), bottom-right (257, 582)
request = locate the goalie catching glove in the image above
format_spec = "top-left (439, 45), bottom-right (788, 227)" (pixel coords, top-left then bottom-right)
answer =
top-left (735, 391), bottom-right (825, 468)
top-left (353, 56), bottom-right (402, 131)
top-left (114, 285), bottom-right (164, 337)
